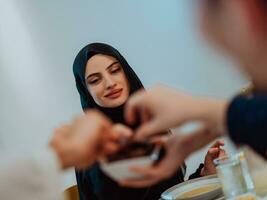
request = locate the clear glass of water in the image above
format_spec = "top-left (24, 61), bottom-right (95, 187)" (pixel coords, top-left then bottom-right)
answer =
top-left (242, 147), bottom-right (267, 197)
top-left (214, 154), bottom-right (254, 199)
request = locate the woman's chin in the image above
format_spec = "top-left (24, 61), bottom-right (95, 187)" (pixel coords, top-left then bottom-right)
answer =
top-left (105, 98), bottom-right (127, 108)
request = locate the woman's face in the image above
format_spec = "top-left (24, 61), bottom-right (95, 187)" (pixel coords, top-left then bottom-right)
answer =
top-left (85, 54), bottom-right (130, 108)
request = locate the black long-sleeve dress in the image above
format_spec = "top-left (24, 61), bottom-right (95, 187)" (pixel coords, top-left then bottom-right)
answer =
top-left (76, 162), bottom-right (187, 200)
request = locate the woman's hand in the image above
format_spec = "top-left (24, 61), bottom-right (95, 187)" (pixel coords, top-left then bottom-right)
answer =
top-left (201, 140), bottom-right (226, 176)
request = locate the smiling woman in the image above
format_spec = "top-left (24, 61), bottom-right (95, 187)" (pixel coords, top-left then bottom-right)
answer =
top-left (72, 43), bottom-right (186, 200)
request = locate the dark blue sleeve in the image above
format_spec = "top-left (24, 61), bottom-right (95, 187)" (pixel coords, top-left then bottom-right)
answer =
top-left (75, 170), bottom-right (98, 200)
top-left (227, 95), bottom-right (267, 157)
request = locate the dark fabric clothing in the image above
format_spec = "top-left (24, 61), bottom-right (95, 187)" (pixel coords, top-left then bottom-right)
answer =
top-left (188, 164), bottom-right (204, 180)
top-left (227, 94), bottom-right (267, 158)
top-left (76, 163), bottom-right (185, 200)
top-left (73, 43), bottom-right (188, 200)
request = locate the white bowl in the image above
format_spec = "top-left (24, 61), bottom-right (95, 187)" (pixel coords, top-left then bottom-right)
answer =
top-left (100, 156), bottom-right (153, 181)
top-left (100, 142), bottom-right (164, 181)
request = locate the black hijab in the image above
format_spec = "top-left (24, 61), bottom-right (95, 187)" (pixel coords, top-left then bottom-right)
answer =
top-left (73, 42), bottom-right (144, 124)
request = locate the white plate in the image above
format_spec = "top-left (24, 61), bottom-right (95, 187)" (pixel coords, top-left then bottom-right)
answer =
top-left (228, 193), bottom-right (258, 200)
top-left (161, 175), bottom-right (223, 200)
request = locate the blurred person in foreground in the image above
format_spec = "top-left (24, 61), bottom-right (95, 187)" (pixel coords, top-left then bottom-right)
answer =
top-left (120, 0), bottom-right (267, 188)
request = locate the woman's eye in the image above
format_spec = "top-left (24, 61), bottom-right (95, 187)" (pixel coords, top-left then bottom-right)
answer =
top-left (88, 78), bottom-right (100, 85)
top-left (111, 67), bottom-right (121, 74)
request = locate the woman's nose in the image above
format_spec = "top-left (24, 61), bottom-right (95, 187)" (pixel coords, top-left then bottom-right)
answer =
top-left (105, 76), bottom-right (116, 89)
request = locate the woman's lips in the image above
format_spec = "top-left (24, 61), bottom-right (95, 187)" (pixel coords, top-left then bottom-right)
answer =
top-left (104, 88), bottom-right (123, 99)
